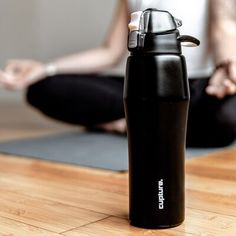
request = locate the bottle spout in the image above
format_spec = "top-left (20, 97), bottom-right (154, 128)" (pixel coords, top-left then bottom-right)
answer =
top-left (128, 11), bottom-right (143, 32)
top-left (177, 35), bottom-right (200, 47)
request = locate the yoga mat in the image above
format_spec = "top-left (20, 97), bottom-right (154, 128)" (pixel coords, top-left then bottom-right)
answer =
top-left (0, 131), bottom-right (128, 171)
top-left (0, 131), bottom-right (234, 171)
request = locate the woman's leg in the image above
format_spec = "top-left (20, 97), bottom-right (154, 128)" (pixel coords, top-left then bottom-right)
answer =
top-left (27, 74), bottom-right (236, 147)
top-left (187, 78), bottom-right (236, 147)
top-left (26, 74), bottom-right (125, 126)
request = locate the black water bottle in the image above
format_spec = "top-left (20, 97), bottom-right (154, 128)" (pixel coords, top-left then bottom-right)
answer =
top-left (124, 9), bottom-right (200, 229)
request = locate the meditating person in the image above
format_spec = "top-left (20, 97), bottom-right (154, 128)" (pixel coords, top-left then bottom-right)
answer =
top-left (0, 0), bottom-right (236, 147)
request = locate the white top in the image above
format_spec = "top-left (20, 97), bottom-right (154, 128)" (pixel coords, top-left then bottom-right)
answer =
top-left (128, 0), bottom-right (214, 78)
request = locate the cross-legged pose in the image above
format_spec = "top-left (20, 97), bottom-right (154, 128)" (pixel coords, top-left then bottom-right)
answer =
top-left (0, 0), bottom-right (236, 147)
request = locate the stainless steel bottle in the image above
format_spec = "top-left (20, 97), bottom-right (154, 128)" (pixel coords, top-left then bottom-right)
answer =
top-left (124, 9), bottom-right (200, 229)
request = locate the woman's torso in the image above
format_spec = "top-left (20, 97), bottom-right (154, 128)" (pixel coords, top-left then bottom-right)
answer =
top-left (127, 0), bottom-right (213, 78)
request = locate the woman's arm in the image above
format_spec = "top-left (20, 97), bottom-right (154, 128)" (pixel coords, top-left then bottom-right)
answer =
top-left (0, 0), bottom-right (129, 89)
top-left (51, 0), bottom-right (129, 74)
top-left (206, 0), bottom-right (236, 98)
top-left (209, 0), bottom-right (236, 63)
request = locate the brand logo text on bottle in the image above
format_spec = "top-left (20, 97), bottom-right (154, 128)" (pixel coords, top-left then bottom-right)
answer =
top-left (158, 179), bottom-right (165, 209)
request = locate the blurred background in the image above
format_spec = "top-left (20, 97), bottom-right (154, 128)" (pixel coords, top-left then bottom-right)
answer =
top-left (0, 0), bottom-right (118, 141)
top-left (0, 0), bottom-right (235, 159)
top-left (0, 0), bottom-right (117, 101)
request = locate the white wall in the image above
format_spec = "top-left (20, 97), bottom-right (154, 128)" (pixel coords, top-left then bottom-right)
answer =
top-left (0, 0), bottom-right (117, 65)
top-left (0, 0), bottom-right (38, 67)
top-left (35, 0), bottom-right (117, 61)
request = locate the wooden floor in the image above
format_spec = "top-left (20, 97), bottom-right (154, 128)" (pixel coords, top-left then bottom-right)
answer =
top-left (0, 100), bottom-right (236, 235)
top-left (0, 148), bottom-right (236, 235)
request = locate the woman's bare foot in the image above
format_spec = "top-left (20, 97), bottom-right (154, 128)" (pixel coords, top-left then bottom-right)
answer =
top-left (95, 118), bottom-right (127, 134)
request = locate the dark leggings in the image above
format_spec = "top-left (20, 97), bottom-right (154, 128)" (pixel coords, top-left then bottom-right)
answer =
top-left (26, 74), bottom-right (236, 147)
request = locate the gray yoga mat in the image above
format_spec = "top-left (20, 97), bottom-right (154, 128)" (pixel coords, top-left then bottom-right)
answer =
top-left (0, 131), bottom-right (234, 171)
top-left (0, 131), bottom-right (129, 171)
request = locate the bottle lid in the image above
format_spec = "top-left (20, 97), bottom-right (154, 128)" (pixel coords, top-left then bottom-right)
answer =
top-left (128, 8), bottom-right (181, 34)
top-left (127, 8), bottom-right (200, 52)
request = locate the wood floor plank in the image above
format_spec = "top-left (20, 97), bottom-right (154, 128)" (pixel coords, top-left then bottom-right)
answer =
top-left (0, 145), bottom-right (235, 235)
top-left (0, 155), bottom-right (128, 218)
top-left (0, 215), bottom-right (60, 236)
top-left (186, 164), bottom-right (236, 181)
top-left (62, 216), bottom-right (182, 236)
top-left (0, 190), bottom-right (107, 233)
top-left (0, 173), bottom-right (128, 218)
top-left (186, 148), bottom-right (236, 170)
top-left (1, 171), bottom-right (235, 224)
top-left (63, 207), bottom-right (236, 236)
top-left (186, 149), bottom-right (236, 182)
top-left (178, 208), bottom-right (236, 236)
top-left (186, 174), bottom-right (236, 196)
top-left (186, 190), bottom-right (236, 217)
top-left (0, 154), bottom-right (235, 220)
top-left (0, 155), bottom-right (128, 195)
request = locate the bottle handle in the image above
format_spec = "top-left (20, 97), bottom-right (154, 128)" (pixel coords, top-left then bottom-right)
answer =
top-left (177, 35), bottom-right (200, 47)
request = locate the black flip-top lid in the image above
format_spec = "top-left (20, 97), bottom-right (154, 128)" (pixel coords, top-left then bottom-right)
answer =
top-left (129, 8), bottom-right (182, 34)
top-left (128, 8), bottom-right (200, 53)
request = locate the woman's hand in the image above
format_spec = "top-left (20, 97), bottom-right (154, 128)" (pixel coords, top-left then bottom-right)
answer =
top-left (206, 59), bottom-right (236, 99)
top-left (0, 60), bottom-right (46, 90)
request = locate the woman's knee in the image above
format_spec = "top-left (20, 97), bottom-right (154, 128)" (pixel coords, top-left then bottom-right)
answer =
top-left (26, 78), bottom-right (54, 109)
top-left (215, 97), bottom-right (236, 133)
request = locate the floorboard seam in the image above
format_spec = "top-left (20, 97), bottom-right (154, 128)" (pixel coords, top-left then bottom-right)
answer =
top-left (59, 216), bottom-right (111, 235)
top-left (0, 214), bottom-right (59, 234)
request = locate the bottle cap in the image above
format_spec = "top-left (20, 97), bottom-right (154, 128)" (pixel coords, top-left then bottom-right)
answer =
top-left (128, 9), bottom-right (181, 34)
top-left (127, 9), bottom-right (200, 52)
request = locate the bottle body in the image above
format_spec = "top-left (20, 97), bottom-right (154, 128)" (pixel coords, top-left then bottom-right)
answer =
top-left (124, 54), bottom-right (189, 228)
